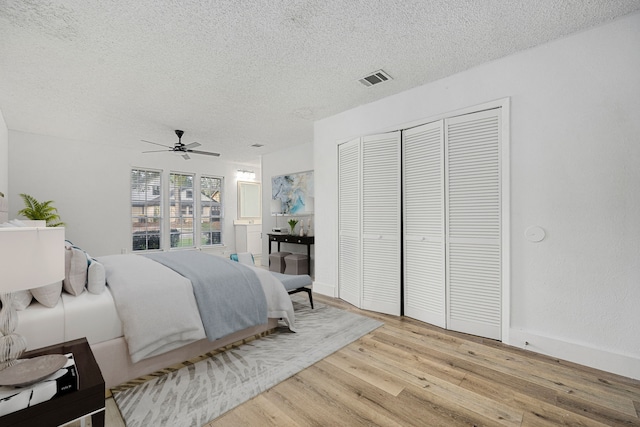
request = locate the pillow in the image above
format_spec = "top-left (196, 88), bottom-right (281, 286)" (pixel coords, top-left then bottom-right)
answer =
top-left (230, 252), bottom-right (255, 265)
top-left (63, 246), bottom-right (87, 296)
top-left (13, 290), bottom-right (33, 310)
top-left (31, 281), bottom-right (63, 308)
top-left (87, 259), bottom-right (106, 294)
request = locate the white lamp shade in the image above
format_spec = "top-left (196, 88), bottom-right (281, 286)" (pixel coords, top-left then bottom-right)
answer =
top-left (270, 199), bottom-right (283, 215)
top-left (0, 227), bottom-right (65, 292)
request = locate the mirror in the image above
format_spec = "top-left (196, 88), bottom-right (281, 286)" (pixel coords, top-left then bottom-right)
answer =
top-left (238, 181), bottom-right (261, 219)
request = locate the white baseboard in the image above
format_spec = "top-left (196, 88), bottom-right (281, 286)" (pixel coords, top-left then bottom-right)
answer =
top-left (311, 281), bottom-right (337, 298)
top-left (508, 329), bottom-right (640, 380)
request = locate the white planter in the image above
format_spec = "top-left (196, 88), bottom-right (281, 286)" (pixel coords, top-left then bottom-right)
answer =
top-left (20, 220), bottom-right (47, 227)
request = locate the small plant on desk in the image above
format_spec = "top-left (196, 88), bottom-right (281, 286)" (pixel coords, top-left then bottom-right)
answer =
top-left (287, 219), bottom-right (299, 235)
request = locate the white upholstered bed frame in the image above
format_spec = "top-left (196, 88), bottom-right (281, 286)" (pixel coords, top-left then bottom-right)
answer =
top-left (17, 288), bottom-right (278, 390)
top-left (93, 320), bottom-right (278, 389)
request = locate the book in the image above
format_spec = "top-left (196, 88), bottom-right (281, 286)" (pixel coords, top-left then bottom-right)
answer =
top-left (0, 353), bottom-right (78, 417)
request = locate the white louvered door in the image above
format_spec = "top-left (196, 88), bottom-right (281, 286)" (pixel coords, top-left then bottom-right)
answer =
top-left (338, 139), bottom-right (361, 307)
top-left (403, 121), bottom-right (446, 327)
top-left (445, 109), bottom-right (502, 340)
top-left (361, 132), bottom-right (401, 315)
top-left (338, 106), bottom-right (504, 341)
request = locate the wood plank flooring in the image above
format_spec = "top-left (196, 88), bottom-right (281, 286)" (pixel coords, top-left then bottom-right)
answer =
top-left (99, 293), bottom-right (640, 426)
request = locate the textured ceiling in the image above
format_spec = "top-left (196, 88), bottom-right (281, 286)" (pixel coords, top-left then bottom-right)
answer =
top-left (1, 1), bottom-right (639, 165)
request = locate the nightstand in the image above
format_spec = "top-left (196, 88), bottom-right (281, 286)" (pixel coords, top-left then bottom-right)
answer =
top-left (0, 338), bottom-right (105, 427)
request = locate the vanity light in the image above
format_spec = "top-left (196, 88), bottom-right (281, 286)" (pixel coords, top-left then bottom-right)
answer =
top-left (237, 170), bottom-right (256, 180)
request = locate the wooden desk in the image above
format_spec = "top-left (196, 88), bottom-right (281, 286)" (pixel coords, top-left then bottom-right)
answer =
top-left (268, 234), bottom-right (314, 275)
top-left (0, 338), bottom-right (105, 427)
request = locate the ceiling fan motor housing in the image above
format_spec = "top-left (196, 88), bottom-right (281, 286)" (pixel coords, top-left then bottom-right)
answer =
top-left (141, 129), bottom-right (219, 158)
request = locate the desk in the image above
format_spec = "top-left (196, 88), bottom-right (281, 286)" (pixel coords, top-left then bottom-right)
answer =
top-left (268, 234), bottom-right (314, 275)
top-left (0, 338), bottom-right (105, 427)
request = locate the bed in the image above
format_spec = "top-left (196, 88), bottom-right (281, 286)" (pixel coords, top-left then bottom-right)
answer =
top-left (16, 250), bottom-right (295, 389)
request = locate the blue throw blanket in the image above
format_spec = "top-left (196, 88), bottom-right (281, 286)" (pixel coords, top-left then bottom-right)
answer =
top-left (144, 251), bottom-right (268, 341)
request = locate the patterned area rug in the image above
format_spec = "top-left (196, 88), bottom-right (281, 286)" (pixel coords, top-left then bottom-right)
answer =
top-left (112, 296), bottom-right (383, 427)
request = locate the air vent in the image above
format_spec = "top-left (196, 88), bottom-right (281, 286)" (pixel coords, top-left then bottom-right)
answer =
top-left (358, 69), bottom-right (392, 87)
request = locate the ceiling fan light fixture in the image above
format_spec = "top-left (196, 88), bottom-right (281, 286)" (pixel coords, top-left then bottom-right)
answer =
top-left (141, 130), bottom-right (220, 159)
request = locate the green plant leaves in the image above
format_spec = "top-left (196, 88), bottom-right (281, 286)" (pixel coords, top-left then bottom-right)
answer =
top-left (18, 193), bottom-right (65, 227)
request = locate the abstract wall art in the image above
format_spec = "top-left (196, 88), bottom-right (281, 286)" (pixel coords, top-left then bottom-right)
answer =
top-left (271, 170), bottom-right (314, 215)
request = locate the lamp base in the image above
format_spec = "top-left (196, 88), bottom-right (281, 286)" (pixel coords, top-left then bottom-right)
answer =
top-left (0, 333), bottom-right (27, 370)
top-left (0, 354), bottom-right (68, 387)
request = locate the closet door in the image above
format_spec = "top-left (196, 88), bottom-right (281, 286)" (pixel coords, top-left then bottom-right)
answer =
top-left (338, 138), bottom-right (361, 307)
top-left (445, 109), bottom-right (502, 340)
top-left (361, 132), bottom-right (401, 315)
top-left (403, 121), bottom-right (446, 327)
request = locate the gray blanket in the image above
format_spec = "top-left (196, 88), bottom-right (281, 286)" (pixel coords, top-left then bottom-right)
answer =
top-left (144, 251), bottom-right (268, 341)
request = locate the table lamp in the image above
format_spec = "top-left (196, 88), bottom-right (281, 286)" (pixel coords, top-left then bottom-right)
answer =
top-left (270, 199), bottom-right (284, 233)
top-left (0, 227), bottom-right (65, 383)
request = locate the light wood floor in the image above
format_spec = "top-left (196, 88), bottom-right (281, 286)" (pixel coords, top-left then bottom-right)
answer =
top-left (97, 294), bottom-right (640, 426)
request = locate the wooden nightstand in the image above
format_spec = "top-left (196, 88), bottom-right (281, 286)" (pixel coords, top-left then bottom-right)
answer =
top-left (0, 338), bottom-right (105, 427)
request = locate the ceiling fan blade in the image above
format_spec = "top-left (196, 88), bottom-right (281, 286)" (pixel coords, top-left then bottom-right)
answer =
top-left (184, 142), bottom-right (201, 149)
top-left (141, 139), bottom-right (173, 148)
top-left (182, 153), bottom-right (191, 160)
top-left (142, 149), bottom-right (171, 153)
top-left (188, 149), bottom-right (221, 157)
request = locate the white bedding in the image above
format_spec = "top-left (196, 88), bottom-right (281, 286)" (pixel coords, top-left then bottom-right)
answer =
top-left (100, 254), bottom-right (207, 363)
top-left (100, 253), bottom-right (295, 363)
top-left (16, 290), bottom-right (123, 351)
top-left (62, 291), bottom-right (123, 345)
top-left (249, 264), bottom-right (297, 329)
top-left (19, 253), bottom-right (295, 364)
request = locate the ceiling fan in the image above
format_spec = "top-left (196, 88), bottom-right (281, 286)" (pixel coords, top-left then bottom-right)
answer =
top-left (141, 129), bottom-right (220, 160)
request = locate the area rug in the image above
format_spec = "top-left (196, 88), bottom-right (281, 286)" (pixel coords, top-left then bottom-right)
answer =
top-left (112, 297), bottom-right (383, 427)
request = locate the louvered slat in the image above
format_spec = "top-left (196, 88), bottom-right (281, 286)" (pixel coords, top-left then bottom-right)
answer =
top-left (338, 139), bottom-right (361, 307)
top-left (446, 109), bottom-right (501, 340)
top-left (361, 132), bottom-right (401, 316)
top-left (363, 239), bottom-right (400, 303)
top-left (339, 235), bottom-right (360, 300)
top-left (362, 133), bottom-right (401, 236)
top-left (403, 121), bottom-right (446, 327)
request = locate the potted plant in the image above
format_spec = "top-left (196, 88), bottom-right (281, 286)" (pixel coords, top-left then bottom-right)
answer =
top-left (18, 193), bottom-right (65, 227)
top-left (287, 218), bottom-right (299, 235)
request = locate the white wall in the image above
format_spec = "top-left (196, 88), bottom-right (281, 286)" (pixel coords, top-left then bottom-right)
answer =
top-left (8, 130), bottom-right (259, 257)
top-left (314, 13), bottom-right (640, 379)
top-left (0, 110), bottom-right (7, 222)
top-left (260, 142), bottom-right (314, 269)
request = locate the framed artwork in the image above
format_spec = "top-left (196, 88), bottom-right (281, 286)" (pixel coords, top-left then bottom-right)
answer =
top-left (271, 170), bottom-right (314, 215)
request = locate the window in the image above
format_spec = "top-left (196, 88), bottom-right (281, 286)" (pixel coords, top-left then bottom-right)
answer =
top-left (170, 173), bottom-right (195, 248)
top-left (131, 170), bottom-right (224, 250)
top-left (131, 169), bottom-right (162, 251)
top-left (201, 176), bottom-right (223, 246)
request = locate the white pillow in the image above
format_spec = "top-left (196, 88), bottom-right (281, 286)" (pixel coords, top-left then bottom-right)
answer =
top-left (13, 290), bottom-right (33, 310)
top-left (87, 259), bottom-right (106, 294)
top-left (64, 246), bottom-right (87, 296)
top-left (31, 281), bottom-right (63, 308)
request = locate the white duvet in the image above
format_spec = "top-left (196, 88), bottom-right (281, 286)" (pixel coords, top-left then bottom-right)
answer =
top-left (99, 254), bottom-right (295, 363)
